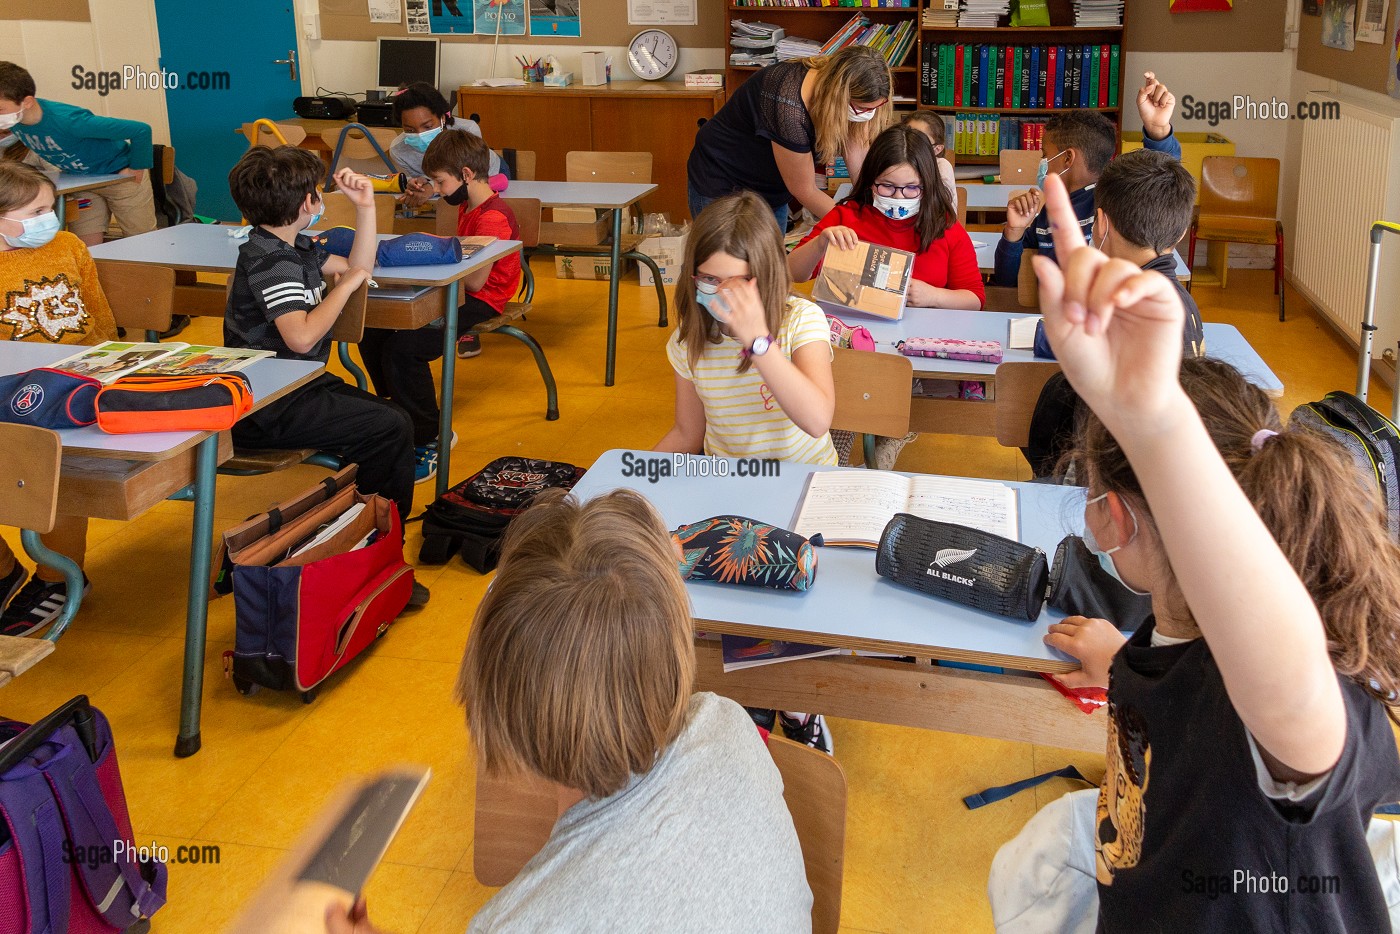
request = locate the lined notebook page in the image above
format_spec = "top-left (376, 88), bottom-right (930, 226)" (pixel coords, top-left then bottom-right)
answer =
top-left (791, 472), bottom-right (1019, 546)
top-left (906, 476), bottom-right (1019, 540)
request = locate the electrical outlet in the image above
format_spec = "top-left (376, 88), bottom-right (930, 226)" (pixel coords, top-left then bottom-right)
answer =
top-left (303, 13), bottom-right (320, 41)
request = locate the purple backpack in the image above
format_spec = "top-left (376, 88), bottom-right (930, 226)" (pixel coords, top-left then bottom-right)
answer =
top-left (0, 696), bottom-right (166, 933)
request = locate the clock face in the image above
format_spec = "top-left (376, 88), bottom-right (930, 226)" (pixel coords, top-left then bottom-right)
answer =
top-left (628, 29), bottom-right (678, 81)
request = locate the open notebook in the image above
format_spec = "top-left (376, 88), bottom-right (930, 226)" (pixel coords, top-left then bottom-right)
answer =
top-left (791, 470), bottom-right (1019, 548)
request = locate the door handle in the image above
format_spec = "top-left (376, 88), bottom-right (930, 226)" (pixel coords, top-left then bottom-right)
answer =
top-left (273, 50), bottom-right (298, 82)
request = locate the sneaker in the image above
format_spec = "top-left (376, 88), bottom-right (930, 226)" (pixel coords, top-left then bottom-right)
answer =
top-left (0, 574), bottom-right (91, 638)
top-left (456, 333), bottom-right (481, 358)
top-left (873, 432), bottom-right (918, 472)
top-left (744, 706), bottom-right (778, 731)
top-left (414, 444), bottom-right (439, 485)
top-left (0, 562), bottom-right (27, 612)
top-left (159, 314), bottom-right (191, 340)
top-left (778, 711), bottom-right (833, 755)
top-left (408, 580), bottom-right (431, 607)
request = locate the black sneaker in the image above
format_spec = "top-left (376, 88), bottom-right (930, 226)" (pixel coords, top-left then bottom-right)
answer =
top-left (779, 711), bottom-right (833, 755)
top-left (408, 580), bottom-right (430, 607)
top-left (744, 706), bottom-right (777, 731)
top-left (0, 562), bottom-right (27, 612)
top-left (456, 333), bottom-right (481, 358)
top-left (160, 314), bottom-right (191, 340)
top-left (0, 574), bottom-right (91, 637)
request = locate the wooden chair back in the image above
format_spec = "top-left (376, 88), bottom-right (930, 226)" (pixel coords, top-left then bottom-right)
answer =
top-left (320, 127), bottom-right (398, 176)
top-left (435, 203), bottom-right (457, 238)
top-left (317, 190), bottom-right (395, 232)
top-left (1199, 156), bottom-right (1280, 223)
top-left (993, 361), bottom-right (1061, 448)
top-left (830, 347), bottom-right (913, 440)
top-left (1017, 248), bottom-right (1040, 309)
top-left (955, 186), bottom-right (968, 227)
top-left (495, 149), bottom-right (538, 181)
top-left (473, 733), bottom-right (847, 934)
top-left (240, 120), bottom-right (306, 148)
top-left (95, 260), bottom-right (174, 333)
top-left (1000, 149), bottom-right (1041, 187)
top-left (565, 151), bottom-right (653, 184)
top-left (500, 198), bottom-right (542, 249)
top-left (0, 423), bottom-right (62, 534)
top-left (158, 145), bottom-right (176, 185)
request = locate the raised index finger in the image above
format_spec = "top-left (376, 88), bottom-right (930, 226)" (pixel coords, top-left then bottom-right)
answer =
top-left (1042, 171), bottom-right (1084, 271)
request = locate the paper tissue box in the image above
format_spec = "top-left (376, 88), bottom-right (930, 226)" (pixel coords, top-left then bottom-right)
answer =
top-left (544, 71), bottom-right (573, 88)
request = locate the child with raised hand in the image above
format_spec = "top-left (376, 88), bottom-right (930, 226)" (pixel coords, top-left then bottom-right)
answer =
top-left (998, 171), bottom-right (1400, 931)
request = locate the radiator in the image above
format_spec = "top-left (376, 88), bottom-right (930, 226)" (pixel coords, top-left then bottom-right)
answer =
top-left (1293, 92), bottom-right (1400, 354)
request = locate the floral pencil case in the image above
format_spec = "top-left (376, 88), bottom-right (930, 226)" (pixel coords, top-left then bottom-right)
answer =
top-left (896, 337), bottom-right (1003, 364)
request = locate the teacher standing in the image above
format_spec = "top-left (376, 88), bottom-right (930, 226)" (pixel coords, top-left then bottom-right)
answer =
top-left (687, 46), bottom-right (892, 229)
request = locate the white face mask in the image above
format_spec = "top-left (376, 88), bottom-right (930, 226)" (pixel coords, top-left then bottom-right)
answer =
top-left (0, 106), bottom-right (22, 131)
top-left (0, 134), bottom-right (16, 149)
top-left (1082, 493), bottom-right (1148, 596)
top-left (848, 104), bottom-right (878, 124)
top-left (871, 192), bottom-right (920, 220)
top-left (1, 211), bottom-right (60, 249)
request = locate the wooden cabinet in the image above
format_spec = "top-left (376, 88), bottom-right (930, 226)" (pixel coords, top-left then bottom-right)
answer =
top-left (458, 81), bottom-right (726, 220)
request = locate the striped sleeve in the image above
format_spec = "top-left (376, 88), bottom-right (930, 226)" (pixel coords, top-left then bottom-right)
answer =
top-left (666, 330), bottom-right (693, 381)
top-left (781, 297), bottom-right (834, 360)
top-left (248, 256), bottom-right (316, 321)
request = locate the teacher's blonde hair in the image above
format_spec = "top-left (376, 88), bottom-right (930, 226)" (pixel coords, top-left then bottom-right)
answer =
top-left (801, 45), bottom-right (893, 165)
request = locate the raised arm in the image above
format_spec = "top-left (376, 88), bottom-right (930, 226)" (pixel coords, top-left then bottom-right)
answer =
top-left (1035, 172), bottom-right (1345, 777)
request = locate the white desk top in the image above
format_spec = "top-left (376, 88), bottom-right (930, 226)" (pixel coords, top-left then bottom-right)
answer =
top-left (851, 307), bottom-right (1281, 392)
top-left (51, 172), bottom-right (127, 195)
top-left (504, 180), bottom-right (657, 210)
top-left (89, 224), bottom-right (522, 288)
top-left (961, 183), bottom-right (1022, 209)
top-left (572, 450), bottom-right (1097, 672)
top-left (967, 231), bottom-right (1191, 280)
top-left (1, 342), bottom-right (321, 460)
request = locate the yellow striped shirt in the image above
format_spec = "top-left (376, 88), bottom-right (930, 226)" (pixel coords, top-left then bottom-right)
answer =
top-left (668, 296), bottom-right (838, 466)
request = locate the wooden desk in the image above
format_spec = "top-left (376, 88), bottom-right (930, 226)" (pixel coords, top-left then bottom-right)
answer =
top-left (458, 81), bottom-right (725, 221)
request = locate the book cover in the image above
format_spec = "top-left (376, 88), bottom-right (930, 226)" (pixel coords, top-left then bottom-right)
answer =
top-left (721, 634), bottom-right (841, 672)
top-left (1098, 45), bottom-right (1109, 107)
top-left (1080, 46), bottom-right (1091, 108)
top-left (1108, 44), bottom-right (1120, 107)
top-left (940, 44), bottom-right (953, 105)
top-left (992, 45), bottom-right (1003, 109)
top-left (1053, 45), bottom-right (1065, 109)
top-left (1003, 45), bottom-right (1014, 108)
top-left (52, 341), bottom-right (184, 384)
top-left (921, 40), bottom-right (934, 104)
top-left (1012, 46), bottom-right (1022, 108)
top-left (133, 345), bottom-right (273, 376)
top-left (1027, 46), bottom-right (1038, 108)
top-left (954, 44), bottom-right (965, 107)
top-left (458, 235), bottom-right (497, 258)
top-left (968, 45), bottom-right (980, 108)
top-left (1045, 46), bottom-right (1057, 109)
top-left (812, 239), bottom-right (914, 321)
top-left (1037, 45), bottom-right (1049, 109)
top-left (979, 44), bottom-right (991, 107)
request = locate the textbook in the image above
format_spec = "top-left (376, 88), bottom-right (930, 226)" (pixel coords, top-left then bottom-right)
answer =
top-left (791, 470), bottom-right (1019, 548)
top-left (1008, 316), bottom-right (1041, 350)
top-left (811, 239), bottom-right (914, 322)
top-left (52, 341), bottom-right (272, 384)
top-left (457, 235), bottom-right (497, 259)
top-left (226, 767), bottom-right (430, 934)
top-left (721, 634), bottom-right (842, 672)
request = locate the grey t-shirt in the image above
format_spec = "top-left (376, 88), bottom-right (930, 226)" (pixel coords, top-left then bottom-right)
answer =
top-left (390, 119), bottom-right (502, 179)
top-left (468, 692), bottom-right (812, 933)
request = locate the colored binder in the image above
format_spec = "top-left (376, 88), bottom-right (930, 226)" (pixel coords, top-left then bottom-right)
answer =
top-left (955, 44), bottom-right (965, 107)
top-left (1028, 45), bottom-right (1040, 108)
top-left (993, 45), bottom-right (1003, 109)
top-left (1108, 45), bottom-right (1120, 108)
top-left (1047, 45), bottom-right (1058, 109)
top-left (1097, 45), bottom-right (1109, 107)
top-left (1004, 46), bottom-right (1015, 108)
top-left (1012, 46), bottom-right (1023, 108)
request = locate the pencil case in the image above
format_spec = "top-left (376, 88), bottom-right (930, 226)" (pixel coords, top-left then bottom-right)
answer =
top-left (875, 513), bottom-right (1048, 621)
top-left (896, 337), bottom-right (1003, 364)
top-left (1046, 535), bottom-right (1153, 632)
top-left (311, 228), bottom-right (463, 266)
top-left (672, 515), bottom-right (819, 592)
top-left (827, 314), bottom-right (876, 352)
top-left (0, 368), bottom-right (100, 428)
top-left (95, 372), bottom-right (253, 434)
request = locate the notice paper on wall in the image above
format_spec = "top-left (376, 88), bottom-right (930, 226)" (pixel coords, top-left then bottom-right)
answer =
top-left (369, 0), bottom-right (402, 23)
top-left (628, 0), bottom-right (695, 26)
top-left (1358, 0), bottom-right (1389, 43)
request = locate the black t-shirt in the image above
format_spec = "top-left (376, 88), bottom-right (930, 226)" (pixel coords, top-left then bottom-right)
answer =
top-left (224, 227), bottom-right (332, 363)
top-left (1095, 619), bottom-right (1400, 933)
top-left (686, 61), bottom-right (816, 208)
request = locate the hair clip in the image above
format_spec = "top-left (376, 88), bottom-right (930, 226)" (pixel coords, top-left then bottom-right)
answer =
top-left (1250, 429), bottom-right (1279, 452)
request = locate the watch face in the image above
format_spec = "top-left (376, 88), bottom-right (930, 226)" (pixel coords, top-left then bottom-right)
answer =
top-left (628, 30), bottom-right (678, 81)
top-left (751, 335), bottom-right (773, 356)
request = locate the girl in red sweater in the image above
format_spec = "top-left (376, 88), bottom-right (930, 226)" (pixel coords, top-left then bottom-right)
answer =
top-left (788, 124), bottom-right (984, 311)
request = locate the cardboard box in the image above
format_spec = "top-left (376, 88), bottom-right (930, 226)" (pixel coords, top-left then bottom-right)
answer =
top-left (538, 211), bottom-right (608, 245)
top-left (1120, 131), bottom-right (1234, 205)
top-left (636, 231), bottom-right (687, 288)
top-left (555, 254), bottom-right (633, 280)
top-left (581, 52), bottom-right (608, 86)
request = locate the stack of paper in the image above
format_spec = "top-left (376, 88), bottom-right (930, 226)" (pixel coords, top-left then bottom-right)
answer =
top-left (777, 36), bottom-right (823, 60)
top-left (731, 20), bottom-right (783, 67)
top-left (922, 0), bottom-right (959, 26)
top-left (959, 0), bottom-right (1009, 27)
top-left (1073, 0), bottom-right (1123, 26)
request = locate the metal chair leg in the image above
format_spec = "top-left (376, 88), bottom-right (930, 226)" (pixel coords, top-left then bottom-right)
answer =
top-left (490, 325), bottom-right (559, 421)
top-left (623, 250), bottom-right (668, 327)
top-left (21, 530), bottom-right (84, 643)
top-left (1276, 225), bottom-right (1286, 322)
top-left (862, 433), bottom-right (876, 470)
top-left (337, 341), bottom-right (368, 391)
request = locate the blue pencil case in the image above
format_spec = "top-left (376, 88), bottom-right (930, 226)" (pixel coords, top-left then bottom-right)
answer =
top-left (312, 228), bottom-right (463, 266)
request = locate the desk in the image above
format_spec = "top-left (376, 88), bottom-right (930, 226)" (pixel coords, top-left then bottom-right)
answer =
top-left (0, 342), bottom-right (321, 756)
top-left (52, 172), bottom-right (127, 227)
top-left (967, 231), bottom-right (1192, 281)
top-left (572, 450), bottom-right (1108, 752)
top-left (961, 183), bottom-right (1021, 210)
top-left (507, 180), bottom-right (658, 386)
top-left (89, 224), bottom-right (522, 497)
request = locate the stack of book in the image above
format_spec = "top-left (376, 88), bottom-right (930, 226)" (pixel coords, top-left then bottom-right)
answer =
top-left (922, 0), bottom-right (959, 26)
top-left (919, 41), bottom-right (1121, 110)
top-left (950, 114), bottom-right (1046, 155)
top-left (821, 13), bottom-right (917, 67)
top-left (731, 20), bottom-right (784, 67)
top-left (959, 0), bottom-right (1009, 27)
top-left (777, 35), bottom-right (824, 60)
top-left (1073, 0), bottom-right (1123, 26)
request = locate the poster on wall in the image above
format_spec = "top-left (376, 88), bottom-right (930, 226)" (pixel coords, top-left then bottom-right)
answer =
top-left (530, 0), bottom-right (581, 37)
top-left (475, 0), bottom-right (528, 35)
top-left (1168, 0), bottom-right (1232, 11)
top-left (1322, 0), bottom-right (1357, 49)
top-left (1357, 0), bottom-right (1389, 42)
top-left (628, 0), bottom-right (696, 26)
top-left (369, 0), bottom-right (403, 23)
top-left (428, 0), bottom-right (475, 33)
top-left (406, 0), bottom-right (431, 32)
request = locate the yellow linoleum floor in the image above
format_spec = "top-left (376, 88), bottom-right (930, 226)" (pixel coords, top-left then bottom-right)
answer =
top-left (0, 264), bottom-right (1384, 933)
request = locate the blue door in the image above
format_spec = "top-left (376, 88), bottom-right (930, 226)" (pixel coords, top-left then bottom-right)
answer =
top-left (153, 0), bottom-right (301, 220)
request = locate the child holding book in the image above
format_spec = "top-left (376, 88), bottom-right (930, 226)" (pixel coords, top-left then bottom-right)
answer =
top-left (0, 162), bottom-right (117, 635)
top-left (991, 171), bottom-right (1400, 931)
top-left (388, 82), bottom-right (506, 210)
top-left (901, 110), bottom-right (957, 206)
top-left (655, 191), bottom-right (836, 751)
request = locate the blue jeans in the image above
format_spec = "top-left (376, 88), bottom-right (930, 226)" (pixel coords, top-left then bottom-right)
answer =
top-left (688, 184), bottom-right (789, 233)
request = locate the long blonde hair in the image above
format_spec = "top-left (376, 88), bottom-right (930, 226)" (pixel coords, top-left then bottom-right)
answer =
top-left (800, 46), bottom-right (893, 165)
top-left (675, 192), bottom-right (793, 376)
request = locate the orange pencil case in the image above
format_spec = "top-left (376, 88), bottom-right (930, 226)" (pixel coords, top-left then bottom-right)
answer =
top-left (96, 373), bottom-right (254, 434)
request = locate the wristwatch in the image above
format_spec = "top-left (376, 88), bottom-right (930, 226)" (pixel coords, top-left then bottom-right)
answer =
top-left (743, 334), bottom-right (774, 359)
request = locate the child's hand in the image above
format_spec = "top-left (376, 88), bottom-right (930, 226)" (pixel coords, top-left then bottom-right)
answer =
top-left (335, 168), bottom-right (376, 209)
top-left (906, 279), bottom-right (940, 308)
top-left (1043, 616), bottom-right (1126, 689)
top-left (1137, 71), bottom-right (1175, 141)
top-left (821, 225), bottom-right (860, 251)
top-left (335, 267), bottom-right (372, 292)
top-left (325, 898), bottom-right (386, 934)
top-left (1004, 189), bottom-right (1043, 238)
top-left (1033, 172), bottom-right (1186, 433)
top-left (717, 278), bottom-right (769, 350)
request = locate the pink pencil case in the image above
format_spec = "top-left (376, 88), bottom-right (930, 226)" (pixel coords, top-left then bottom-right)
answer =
top-left (827, 314), bottom-right (876, 352)
top-left (896, 337), bottom-right (1003, 364)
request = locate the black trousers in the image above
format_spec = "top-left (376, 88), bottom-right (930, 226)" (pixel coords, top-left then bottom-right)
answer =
top-left (359, 295), bottom-right (499, 448)
top-left (233, 372), bottom-right (415, 523)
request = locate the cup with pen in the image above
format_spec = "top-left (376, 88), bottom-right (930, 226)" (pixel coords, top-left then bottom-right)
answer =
top-left (517, 56), bottom-right (545, 82)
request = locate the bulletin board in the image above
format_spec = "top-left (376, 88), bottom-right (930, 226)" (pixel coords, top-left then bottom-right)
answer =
top-left (1296, 2), bottom-right (1398, 95)
top-left (2, 0), bottom-right (89, 21)
top-left (1123, 0), bottom-right (1286, 53)
top-left (319, 0), bottom-right (725, 48)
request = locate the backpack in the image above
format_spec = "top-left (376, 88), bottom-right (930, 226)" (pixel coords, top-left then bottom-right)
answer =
top-left (150, 144), bottom-right (198, 228)
top-left (419, 457), bottom-right (586, 572)
top-left (1289, 390), bottom-right (1400, 541)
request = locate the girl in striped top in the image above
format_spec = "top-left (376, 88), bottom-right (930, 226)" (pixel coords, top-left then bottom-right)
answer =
top-left (656, 191), bottom-right (837, 467)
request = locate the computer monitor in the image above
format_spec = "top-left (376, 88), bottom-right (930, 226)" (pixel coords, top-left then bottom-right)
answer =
top-left (376, 38), bottom-right (441, 92)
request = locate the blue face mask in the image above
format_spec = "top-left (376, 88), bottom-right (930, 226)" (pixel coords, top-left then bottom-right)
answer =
top-left (304, 197), bottom-right (324, 232)
top-left (1036, 150), bottom-right (1068, 190)
top-left (1, 210), bottom-right (60, 249)
top-left (694, 280), bottom-right (731, 319)
top-left (404, 123), bottom-right (444, 153)
top-left (1082, 492), bottom-right (1149, 596)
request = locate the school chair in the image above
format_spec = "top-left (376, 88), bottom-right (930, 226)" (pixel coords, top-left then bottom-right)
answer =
top-left (830, 347), bottom-right (913, 469)
top-left (473, 732), bottom-right (848, 934)
top-left (992, 360), bottom-right (1061, 449)
top-left (493, 148), bottom-right (537, 181)
top-left (1189, 156), bottom-right (1285, 321)
top-left (0, 424), bottom-right (82, 665)
top-left (320, 125), bottom-right (398, 181)
top-left (240, 119), bottom-right (307, 149)
top-left (956, 186), bottom-right (968, 227)
top-left (317, 190), bottom-right (396, 232)
top-left (984, 248), bottom-right (1041, 312)
top-left (95, 260), bottom-right (174, 342)
top-left (1000, 149), bottom-right (1041, 187)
